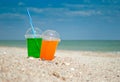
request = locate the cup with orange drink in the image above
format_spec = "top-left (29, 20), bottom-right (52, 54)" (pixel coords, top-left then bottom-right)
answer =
top-left (40, 30), bottom-right (60, 60)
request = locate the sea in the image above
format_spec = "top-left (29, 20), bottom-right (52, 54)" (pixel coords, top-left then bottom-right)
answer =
top-left (0, 40), bottom-right (120, 52)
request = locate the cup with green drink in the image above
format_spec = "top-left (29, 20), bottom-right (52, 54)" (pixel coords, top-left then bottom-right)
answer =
top-left (25, 28), bottom-right (42, 58)
top-left (25, 9), bottom-right (42, 58)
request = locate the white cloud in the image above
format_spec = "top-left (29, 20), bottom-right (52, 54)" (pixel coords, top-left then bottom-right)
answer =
top-left (28, 7), bottom-right (67, 14)
top-left (27, 7), bottom-right (103, 17)
top-left (62, 4), bottom-right (103, 16)
top-left (28, 7), bottom-right (43, 13)
top-left (65, 10), bottom-right (103, 16)
top-left (0, 13), bottom-right (25, 19)
top-left (63, 4), bottom-right (85, 8)
top-left (102, 0), bottom-right (120, 3)
top-left (18, 2), bottom-right (25, 6)
top-left (62, 3), bottom-right (120, 16)
top-left (28, 7), bottom-right (69, 17)
top-left (63, 3), bottom-right (94, 8)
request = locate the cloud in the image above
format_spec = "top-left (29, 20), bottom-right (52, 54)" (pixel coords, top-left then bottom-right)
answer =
top-left (27, 7), bottom-right (103, 17)
top-left (83, 0), bottom-right (120, 4)
top-left (65, 10), bottom-right (103, 16)
top-left (0, 13), bottom-right (25, 19)
top-left (63, 4), bottom-right (86, 8)
top-left (28, 7), bottom-right (69, 17)
top-left (63, 3), bottom-right (120, 17)
top-left (62, 4), bottom-right (103, 16)
top-left (102, 0), bottom-right (120, 3)
top-left (28, 7), bottom-right (67, 14)
top-left (28, 7), bottom-right (43, 13)
top-left (18, 2), bottom-right (25, 6)
top-left (63, 3), bottom-right (94, 9)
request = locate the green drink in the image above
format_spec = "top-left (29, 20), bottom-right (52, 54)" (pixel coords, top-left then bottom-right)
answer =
top-left (27, 38), bottom-right (42, 58)
top-left (25, 27), bottom-right (42, 58)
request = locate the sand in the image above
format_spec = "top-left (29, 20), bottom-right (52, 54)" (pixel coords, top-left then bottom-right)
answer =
top-left (0, 47), bottom-right (120, 82)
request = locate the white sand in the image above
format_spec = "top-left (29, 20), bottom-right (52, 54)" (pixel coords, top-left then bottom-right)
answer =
top-left (0, 47), bottom-right (120, 82)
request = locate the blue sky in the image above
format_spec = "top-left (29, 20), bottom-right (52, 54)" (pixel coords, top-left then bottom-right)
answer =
top-left (0, 0), bottom-right (120, 40)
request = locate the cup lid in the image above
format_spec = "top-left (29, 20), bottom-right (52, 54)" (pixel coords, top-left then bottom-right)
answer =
top-left (42, 30), bottom-right (60, 41)
top-left (25, 27), bottom-right (42, 38)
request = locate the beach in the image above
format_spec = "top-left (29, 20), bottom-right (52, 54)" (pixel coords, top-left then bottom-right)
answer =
top-left (0, 47), bottom-right (120, 82)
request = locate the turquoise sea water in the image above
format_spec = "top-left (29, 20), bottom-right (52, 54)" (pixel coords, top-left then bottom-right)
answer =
top-left (0, 40), bottom-right (120, 52)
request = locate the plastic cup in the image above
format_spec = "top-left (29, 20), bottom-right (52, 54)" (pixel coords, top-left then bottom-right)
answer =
top-left (40, 30), bottom-right (60, 60)
top-left (25, 28), bottom-right (42, 58)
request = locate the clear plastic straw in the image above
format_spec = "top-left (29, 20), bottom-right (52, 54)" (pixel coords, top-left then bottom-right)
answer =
top-left (26, 9), bottom-right (39, 50)
top-left (27, 9), bottom-right (36, 37)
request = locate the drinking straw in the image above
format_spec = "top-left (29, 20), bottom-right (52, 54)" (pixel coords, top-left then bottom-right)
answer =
top-left (27, 9), bottom-right (36, 37)
top-left (27, 9), bottom-right (39, 50)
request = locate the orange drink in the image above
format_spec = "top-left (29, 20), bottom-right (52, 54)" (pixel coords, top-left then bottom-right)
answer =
top-left (40, 30), bottom-right (60, 60)
top-left (40, 40), bottom-right (59, 60)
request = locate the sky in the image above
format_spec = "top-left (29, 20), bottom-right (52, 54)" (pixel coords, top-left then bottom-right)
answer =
top-left (0, 0), bottom-right (120, 40)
